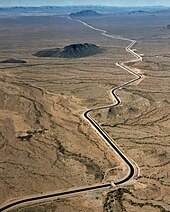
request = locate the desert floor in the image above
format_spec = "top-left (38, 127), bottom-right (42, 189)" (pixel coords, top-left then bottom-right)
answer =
top-left (0, 13), bottom-right (170, 211)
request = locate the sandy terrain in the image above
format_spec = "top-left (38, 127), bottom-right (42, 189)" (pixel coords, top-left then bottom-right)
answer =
top-left (0, 13), bottom-right (170, 211)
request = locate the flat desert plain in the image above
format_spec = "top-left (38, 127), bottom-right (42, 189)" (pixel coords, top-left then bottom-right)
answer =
top-left (0, 12), bottom-right (170, 211)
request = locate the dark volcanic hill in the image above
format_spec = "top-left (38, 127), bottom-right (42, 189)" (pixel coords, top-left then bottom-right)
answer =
top-left (33, 43), bottom-right (104, 58)
top-left (0, 58), bottom-right (27, 64)
top-left (70, 10), bottom-right (101, 17)
top-left (167, 25), bottom-right (170, 29)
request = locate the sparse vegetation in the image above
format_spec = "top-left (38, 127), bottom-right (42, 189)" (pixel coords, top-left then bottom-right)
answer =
top-left (55, 139), bottom-right (104, 180)
top-left (0, 8), bottom-right (169, 212)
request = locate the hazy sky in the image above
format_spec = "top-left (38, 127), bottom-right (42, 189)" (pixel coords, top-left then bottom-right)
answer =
top-left (0, 0), bottom-right (170, 7)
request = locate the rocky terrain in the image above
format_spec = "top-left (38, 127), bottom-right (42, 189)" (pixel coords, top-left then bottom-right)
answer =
top-left (33, 43), bottom-right (104, 58)
top-left (0, 12), bottom-right (170, 212)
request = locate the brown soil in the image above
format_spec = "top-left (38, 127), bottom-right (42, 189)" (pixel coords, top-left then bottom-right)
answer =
top-left (0, 12), bottom-right (170, 211)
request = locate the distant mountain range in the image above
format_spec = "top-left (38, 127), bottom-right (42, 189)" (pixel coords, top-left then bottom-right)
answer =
top-left (70, 10), bottom-right (101, 17)
top-left (0, 5), bottom-right (169, 14)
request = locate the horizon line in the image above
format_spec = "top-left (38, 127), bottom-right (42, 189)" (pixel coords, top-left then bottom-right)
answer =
top-left (0, 5), bottom-right (169, 8)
